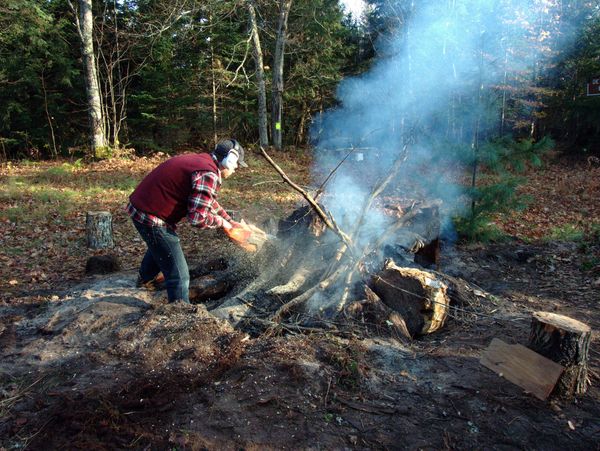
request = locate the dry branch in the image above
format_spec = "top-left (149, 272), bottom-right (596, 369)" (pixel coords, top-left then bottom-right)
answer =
top-left (260, 147), bottom-right (354, 253)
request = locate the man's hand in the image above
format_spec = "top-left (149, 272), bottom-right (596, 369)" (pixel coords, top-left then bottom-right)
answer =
top-left (224, 221), bottom-right (255, 251)
top-left (224, 226), bottom-right (251, 243)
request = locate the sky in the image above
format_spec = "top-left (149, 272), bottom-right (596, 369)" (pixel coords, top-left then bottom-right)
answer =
top-left (340, 0), bottom-right (365, 18)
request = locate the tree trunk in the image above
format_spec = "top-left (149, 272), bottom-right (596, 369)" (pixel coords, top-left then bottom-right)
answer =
top-left (86, 211), bottom-right (114, 249)
top-left (210, 40), bottom-right (218, 146)
top-left (296, 101), bottom-right (309, 145)
top-left (247, 0), bottom-right (269, 148)
top-left (528, 311), bottom-right (591, 399)
top-left (271, 0), bottom-right (292, 151)
top-left (78, 0), bottom-right (108, 157)
top-left (40, 69), bottom-right (58, 158)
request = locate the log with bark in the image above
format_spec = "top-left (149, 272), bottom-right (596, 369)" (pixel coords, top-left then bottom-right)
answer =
top-left (369, 259), bottom-right (450, 337)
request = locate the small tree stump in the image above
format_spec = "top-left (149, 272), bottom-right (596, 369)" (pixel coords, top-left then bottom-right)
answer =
top-left (86, 211), bottom-right (114, 249)
top-left (528, 311), bottom-right (592, 398)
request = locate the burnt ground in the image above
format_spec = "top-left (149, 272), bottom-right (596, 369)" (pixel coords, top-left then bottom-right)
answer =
top-left (0, 236), bottom-right (599, 450)
top-left (1, 154), bottom-right (599, 450)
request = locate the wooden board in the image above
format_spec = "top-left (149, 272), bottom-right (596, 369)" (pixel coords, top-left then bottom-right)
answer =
top-left (480, 338), bottom-right (564, 400)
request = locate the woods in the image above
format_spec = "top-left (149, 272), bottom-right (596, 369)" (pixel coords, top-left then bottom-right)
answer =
top-left (1, 2), bottom-right (599, 448)
top-left (0, 0), bottom-right (598, 160)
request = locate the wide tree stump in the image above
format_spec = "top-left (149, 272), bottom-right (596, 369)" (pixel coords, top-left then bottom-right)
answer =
top-left (86, 211), bottom-right (114, 249)
top-left (528, 311), bottom-right (592, 398)
top-left (369, 260), bottom-right (450, 338)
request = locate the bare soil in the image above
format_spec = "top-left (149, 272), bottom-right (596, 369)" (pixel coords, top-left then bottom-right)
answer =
top-left (1, 155), bottom-right (599, 450)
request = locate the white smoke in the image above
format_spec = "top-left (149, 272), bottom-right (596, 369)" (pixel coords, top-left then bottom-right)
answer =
top-left (311, 0), bottom-right (568, 240)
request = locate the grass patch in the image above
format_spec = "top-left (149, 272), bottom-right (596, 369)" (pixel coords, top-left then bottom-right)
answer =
top-left (453, 216), bottom-right (511, 243)
top-left (547, 224), bottom-right (585, 242)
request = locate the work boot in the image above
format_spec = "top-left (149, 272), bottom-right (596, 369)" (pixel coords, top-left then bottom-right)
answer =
top-left (136, 273), bottom-right (166, 291)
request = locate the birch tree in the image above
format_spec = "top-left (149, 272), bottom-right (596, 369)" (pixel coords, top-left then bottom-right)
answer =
top-left (247, 0), bottom-right (269, 147)
top-left (271, 0), bottom-right (292, 150)
top-left (69, 0), bottom-right (108, 157)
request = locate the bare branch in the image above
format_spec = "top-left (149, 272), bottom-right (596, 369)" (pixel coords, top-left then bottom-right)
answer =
top-left (260, 147), bottom-right (354, 253)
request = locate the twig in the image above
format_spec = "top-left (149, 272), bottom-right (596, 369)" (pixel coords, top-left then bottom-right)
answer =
top-left (314, 147), bottom-right (358, 199)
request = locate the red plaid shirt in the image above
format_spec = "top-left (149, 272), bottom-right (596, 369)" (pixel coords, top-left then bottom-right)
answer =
top-left (127, 170), bottom-right (231, 229)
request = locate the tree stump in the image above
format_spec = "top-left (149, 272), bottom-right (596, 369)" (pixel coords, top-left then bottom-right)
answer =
top-left (528, 311), bottom-right (592, 398)
top-left (86, 211), bottom-right (114, 249)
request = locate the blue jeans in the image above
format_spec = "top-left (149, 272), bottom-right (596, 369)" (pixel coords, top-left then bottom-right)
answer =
top-left (133, 220), bottom-right (190, 303)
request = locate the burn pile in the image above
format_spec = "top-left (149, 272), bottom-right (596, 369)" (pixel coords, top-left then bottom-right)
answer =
top-left (196, 149), bottom-right (479, 340)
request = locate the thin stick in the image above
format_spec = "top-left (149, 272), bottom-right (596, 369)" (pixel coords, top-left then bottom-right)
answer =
top-left (314, 146), bottom-right (357, 199)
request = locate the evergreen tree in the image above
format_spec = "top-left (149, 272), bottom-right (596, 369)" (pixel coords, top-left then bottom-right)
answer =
top-left (0, 0), bottom-right (83, 158)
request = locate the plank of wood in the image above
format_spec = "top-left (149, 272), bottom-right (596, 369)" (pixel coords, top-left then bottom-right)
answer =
top-left (480, 338), bottom-right (564, 400)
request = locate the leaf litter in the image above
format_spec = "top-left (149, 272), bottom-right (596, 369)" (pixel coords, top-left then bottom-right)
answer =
top-left (0, 152), bottom-right (599, 449)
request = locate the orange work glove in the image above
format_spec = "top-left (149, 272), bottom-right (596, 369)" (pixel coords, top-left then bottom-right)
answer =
top-left (225, 226), bottom-right (251, 244)
top-left (224, 222), bottom-right (256, 252)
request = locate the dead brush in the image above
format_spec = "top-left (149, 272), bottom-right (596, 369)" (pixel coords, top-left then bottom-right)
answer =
top-left (318, 340), bottom-right (368, 391)
top-left (0, 376), bottom-right (43, 418)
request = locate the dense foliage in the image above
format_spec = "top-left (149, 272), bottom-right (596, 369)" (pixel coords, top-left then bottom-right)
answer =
top-left (0, 0), bottom-right (597, 160)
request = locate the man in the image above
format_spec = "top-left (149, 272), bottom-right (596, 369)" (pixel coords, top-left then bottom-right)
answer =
top-left (127, 138), bottom-right (249, 303)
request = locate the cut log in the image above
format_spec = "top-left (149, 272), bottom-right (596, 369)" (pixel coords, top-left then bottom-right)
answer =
top-left (480, 338), bottom-right (564, 401)
top-left (369, 259), bottom-right (450, 338)
top-left (527, 311), bottom-right (592, 398)
top-left (86, 211), bottom-right (114, 249)
top-left (381, 201), bottom-right (441, 268)
top-left (414, 238), bottom-right (440, 269)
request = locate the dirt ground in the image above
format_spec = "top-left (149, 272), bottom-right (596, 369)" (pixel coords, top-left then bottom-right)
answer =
top-left (1, 156), bottom-right (599, 450)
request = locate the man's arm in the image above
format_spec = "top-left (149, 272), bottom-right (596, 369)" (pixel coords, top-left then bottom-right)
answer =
top-left (188, 171), bottom-right (232, 229)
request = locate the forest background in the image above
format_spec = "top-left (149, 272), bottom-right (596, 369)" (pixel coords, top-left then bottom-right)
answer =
top-left (0, 0), bottom-right (598, 160)
top-left (1, 0), bottom-right (600, 245)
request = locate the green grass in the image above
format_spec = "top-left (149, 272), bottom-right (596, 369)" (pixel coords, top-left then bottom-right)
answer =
top-left (547, 224), bottom-right (585, 241)
top-left (0, 159), bottom-right (141, 223)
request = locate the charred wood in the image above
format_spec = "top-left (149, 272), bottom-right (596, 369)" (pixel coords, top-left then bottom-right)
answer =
top-left (369, 259), bottom-right (450, 338)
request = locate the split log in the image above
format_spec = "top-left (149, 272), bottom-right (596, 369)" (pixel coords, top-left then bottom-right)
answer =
top-left (528, 312), bottom-right (592, 398)
top-left (345, 285), bottom-right (411, 339)
top-left (369, 259), bottom-right (450, 338)
top-left (86, 211), bottom-right (114, 249)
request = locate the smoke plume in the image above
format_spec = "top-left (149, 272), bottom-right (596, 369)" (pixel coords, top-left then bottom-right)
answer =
top-left (311, 0), bottom-right (572, 242)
